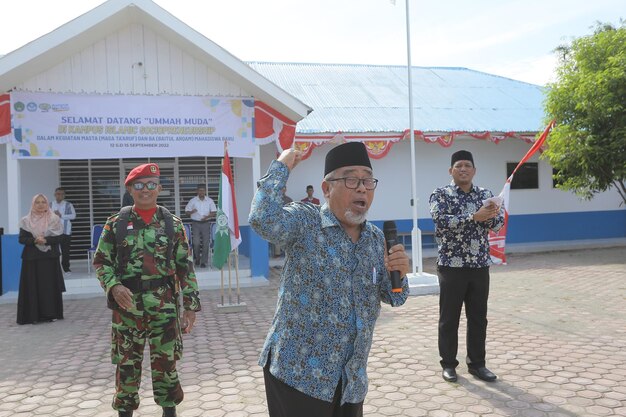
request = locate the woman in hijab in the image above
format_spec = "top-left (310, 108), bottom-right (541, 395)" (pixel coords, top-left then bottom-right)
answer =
top-left (17, 193), bottom-right (66, 325)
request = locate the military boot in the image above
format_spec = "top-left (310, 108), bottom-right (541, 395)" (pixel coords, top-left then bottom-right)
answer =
top-left (118, 411), bottom-right (133, 417)
top-left (162, 407), bottom-right (177, 417)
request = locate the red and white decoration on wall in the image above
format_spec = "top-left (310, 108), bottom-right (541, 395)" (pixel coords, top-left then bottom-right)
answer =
top-left (253, 101), bottom-right (297, 151)
top-left (0, 94), bottom-right (10, 140)
top-left (288, 129), bottom-right (540, 162)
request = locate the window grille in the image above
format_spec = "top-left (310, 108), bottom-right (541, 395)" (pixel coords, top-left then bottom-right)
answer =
top-left (59, 156), bottom-right (232, 260)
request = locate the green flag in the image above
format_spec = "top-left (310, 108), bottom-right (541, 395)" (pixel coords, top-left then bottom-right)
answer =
top-left (212, 148), bottom-right (241, 269)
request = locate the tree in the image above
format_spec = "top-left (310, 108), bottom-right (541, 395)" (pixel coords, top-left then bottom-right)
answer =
top-left (543, 21), bottom-right (626, 205)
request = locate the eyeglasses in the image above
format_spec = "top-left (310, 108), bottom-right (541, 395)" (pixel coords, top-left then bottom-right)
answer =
top-left (132, 181), bottom-right (159, 191)
top-left (326, 177), bottom-right (379, 190)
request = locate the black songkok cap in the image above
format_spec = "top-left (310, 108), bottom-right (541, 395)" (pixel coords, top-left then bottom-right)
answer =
top-left (450, 150), bottom-right (474, 167)
top-left (324, 142), bottom-right (372, 176)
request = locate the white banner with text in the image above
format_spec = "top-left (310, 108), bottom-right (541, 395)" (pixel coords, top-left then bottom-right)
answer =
top-left (10, 92), bottom-right (255, 159)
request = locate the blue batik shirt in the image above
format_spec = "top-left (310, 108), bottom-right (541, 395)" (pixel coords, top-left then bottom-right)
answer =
top-left (429, 182), bottom-right (504, 268)
top-left (249, 160), bottom-right (408, 404)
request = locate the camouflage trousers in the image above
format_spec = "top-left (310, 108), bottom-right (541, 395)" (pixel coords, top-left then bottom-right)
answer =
top-left (110, 285), bottom-right (184, 411)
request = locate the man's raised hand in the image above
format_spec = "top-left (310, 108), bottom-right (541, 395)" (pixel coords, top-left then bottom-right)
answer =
top-left (277, 148), bottom-right (303, 172)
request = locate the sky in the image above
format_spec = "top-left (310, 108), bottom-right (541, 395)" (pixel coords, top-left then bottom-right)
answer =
top-left (0, 0), bottom-right (623, 86)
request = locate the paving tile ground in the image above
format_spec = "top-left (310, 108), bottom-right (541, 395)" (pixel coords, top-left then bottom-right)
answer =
top-left (0, 246), bottom-right (625, 416)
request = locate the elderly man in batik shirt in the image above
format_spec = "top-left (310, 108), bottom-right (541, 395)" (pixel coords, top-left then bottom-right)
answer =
top-left (249, 142), bottom-right (410, 417)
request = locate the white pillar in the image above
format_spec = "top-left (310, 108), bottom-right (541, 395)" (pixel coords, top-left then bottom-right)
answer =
top-left (403, 0), bottom-right (439, 295)
top-left (252, 145), bottom-right (261, 187)
top-left (5, 142), bottom-right (20, 234)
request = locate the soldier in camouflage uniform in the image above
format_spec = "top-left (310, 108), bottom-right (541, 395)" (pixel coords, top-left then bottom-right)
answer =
top-left (94, 163), bottom-right (201, 417)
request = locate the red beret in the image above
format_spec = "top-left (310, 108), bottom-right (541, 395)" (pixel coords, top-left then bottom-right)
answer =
top-left (124, 163), bottom-right (160, 186)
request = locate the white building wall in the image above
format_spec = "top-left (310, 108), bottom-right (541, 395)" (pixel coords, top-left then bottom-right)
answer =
top-left (16, 23), bottom-right (247, 97)
top-left (256, 138), bottom-right (623, 223)
top-left (234, 156), bottom-right (254, 227)
top-left (20, 160), bottom-right (59, 218)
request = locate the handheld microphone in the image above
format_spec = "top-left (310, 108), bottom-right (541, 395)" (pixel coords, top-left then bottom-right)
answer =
top-left (383, 221), bottom-right (403, 293)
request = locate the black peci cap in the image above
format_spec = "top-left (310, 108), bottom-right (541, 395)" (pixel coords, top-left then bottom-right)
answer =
top-left (450, 150), bottom-right (474, 167)
top-left (324, 142), bottom-right (372, 176)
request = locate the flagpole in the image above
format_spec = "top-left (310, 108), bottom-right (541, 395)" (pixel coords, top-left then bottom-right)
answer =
top-left (403, 0), bottom-right (439, 295)
top-left (234, 248), bottom-right (240, 304)
top-left (228, 252), bottom-right (232, 304)
top-left (220, 268), bottom-right (224, 306)
top-left (404, 0), bottom-right (420, 274)
top-left (215, 140), bottom-right (246, 312)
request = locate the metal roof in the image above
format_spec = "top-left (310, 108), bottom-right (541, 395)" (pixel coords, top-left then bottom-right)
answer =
top-left (246, 62), bottom-right (547, 134)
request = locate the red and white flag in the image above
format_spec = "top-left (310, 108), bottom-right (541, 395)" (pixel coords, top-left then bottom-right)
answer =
top-left (212, 144), bottom-right (242, 269)
top-left (489, 120), bottom-right (555, 264)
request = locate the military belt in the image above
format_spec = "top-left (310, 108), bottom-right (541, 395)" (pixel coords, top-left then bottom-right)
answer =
top-left (121, 276), bottom-right (173, 293)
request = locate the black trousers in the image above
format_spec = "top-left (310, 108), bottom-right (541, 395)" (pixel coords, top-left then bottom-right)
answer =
top-left (59, 234), bottom-right (71, 272)
top-left (263, 364), bottom-right (363, 417)
top-left (437, 266), bottom-right (490, 369)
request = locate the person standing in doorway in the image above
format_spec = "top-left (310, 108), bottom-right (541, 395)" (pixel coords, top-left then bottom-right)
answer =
top-left (429, 150), bottom-right (504, 383)
top-left (301, 184), bottom-right (320, 205)
top-left (185, 184), bottom-right (217, 268)
top-left (50, 187), bottom-right (76, 274)
top-left (94, 163), bottom-right (200, 417)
